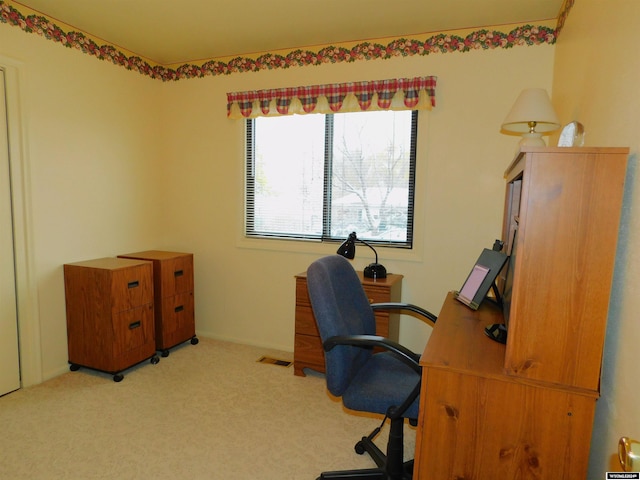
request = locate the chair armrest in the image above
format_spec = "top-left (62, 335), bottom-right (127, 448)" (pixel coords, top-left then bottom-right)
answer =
top-left (370, 302), bottom-right (437, 324)
top-left (323, 334), bottom-right (421, 373)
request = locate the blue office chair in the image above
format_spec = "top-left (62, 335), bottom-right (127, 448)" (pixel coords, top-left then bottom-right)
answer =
top-left (306, 255), bottom-right (437, 480)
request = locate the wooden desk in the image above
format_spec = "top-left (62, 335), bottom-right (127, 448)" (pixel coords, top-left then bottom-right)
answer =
top-left (413, 293), bottom-right (597, 479)
top-left (293, 271), bottom-right (402, 376)
top-left (413, 147), bottom-right (628, 478)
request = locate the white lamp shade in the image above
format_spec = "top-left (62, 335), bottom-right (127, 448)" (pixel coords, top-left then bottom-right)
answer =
top-left (501, 88), bottom-right (560, 134)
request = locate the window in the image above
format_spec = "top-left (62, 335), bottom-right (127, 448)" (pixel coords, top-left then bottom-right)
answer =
top-left (246, 110), bottom-right (417, 247)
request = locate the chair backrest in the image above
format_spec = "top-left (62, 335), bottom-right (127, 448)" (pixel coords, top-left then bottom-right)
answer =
top-left (306, 255), bottom-right (377, 397)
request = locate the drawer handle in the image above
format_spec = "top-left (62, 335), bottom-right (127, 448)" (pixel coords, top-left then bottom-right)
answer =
top-left (174, 270), bottom-right (184, 277)
top-left (175, 305), bottom-right (184, 313)
top-left (129, 321), bottom-right (141, 330)
top-left (127, 280), bottom-right (140, 289)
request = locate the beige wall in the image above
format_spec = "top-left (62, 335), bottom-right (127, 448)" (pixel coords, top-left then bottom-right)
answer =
top-left (0, 24), bottom-right (165, 381)
top-left (552, 0), bottom-right (640, 476)
top-left (3, 0), bottom-right (636, 475)
top-left (159, 46), bottom-right (555, 355)
top-left (0, 17), bottom-right (555, 383)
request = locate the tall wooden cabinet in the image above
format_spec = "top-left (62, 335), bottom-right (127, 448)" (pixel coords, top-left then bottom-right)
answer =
top-left (414, 147), bottom-right (629, 479)
top-left (64, 257), bottom-right (159, 382)
top-left (294, 271), bottom-right (403, 376)
top-left (118, 250), bottom-right (198, 357)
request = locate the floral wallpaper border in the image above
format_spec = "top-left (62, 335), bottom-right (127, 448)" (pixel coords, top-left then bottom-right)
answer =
top-left (1, 0), bottom-right (573, 82)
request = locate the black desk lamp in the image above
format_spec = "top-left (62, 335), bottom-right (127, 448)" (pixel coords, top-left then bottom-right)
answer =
top-left (336, 231), bottom-right (387, 279)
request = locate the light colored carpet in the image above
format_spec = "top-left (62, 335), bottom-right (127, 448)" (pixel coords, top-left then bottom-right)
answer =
top-left (0, 338), bottom-right (416, 479)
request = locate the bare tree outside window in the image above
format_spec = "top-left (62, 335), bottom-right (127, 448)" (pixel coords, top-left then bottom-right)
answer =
top-left (246, 110), bottom-right (416, 247)
top-left (330, 110), bottom-right (412, 242)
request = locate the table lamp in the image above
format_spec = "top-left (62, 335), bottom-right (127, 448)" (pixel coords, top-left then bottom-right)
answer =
top-left (336, 232), bottom-right (387, 279)
top-left (501, 88), bottom-right (560, 146)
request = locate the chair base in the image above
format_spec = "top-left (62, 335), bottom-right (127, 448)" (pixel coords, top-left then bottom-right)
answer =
top-left (317, 417), bottom-right (414, 480)
top-left (317, 462), bottom-right (413, 480)
top-left (318, 468), bottom-right (387, 479)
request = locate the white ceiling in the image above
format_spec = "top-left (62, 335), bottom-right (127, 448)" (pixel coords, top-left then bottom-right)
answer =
top-left (13, 0), bottom-right (565, 65)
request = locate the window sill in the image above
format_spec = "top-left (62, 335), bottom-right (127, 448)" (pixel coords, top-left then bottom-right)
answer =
top-left (236, 235), bottom-right (424, 263)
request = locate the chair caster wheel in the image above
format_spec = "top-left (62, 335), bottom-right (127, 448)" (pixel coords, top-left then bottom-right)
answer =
top-left (69, 364), bottom-right (80, 372)
top-left (354, 441), bottom-right (366, 455)
top-left (161, 349), bottom-right (170, 357)
top-left (151, 355), bottom-right (160, 364)
top-left (113, 374), bottom-right (124, 382)
top-left (191, 336), bottom-right (199, 345)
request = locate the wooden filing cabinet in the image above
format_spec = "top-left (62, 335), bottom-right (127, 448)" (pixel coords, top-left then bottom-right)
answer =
top-left (64, 257), bottom-right (158, 382)
top-left (293, 271), bottom-right (403, 376)
top-left (118, 250), bottom-right (197, 357)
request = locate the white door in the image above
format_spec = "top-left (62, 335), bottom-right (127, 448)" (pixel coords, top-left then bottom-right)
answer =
top-left (0, 68), bottom-right (20, 396)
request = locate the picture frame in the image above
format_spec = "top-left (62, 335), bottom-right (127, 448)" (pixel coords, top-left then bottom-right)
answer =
top-left (454, 248), bottom-right (508, 310)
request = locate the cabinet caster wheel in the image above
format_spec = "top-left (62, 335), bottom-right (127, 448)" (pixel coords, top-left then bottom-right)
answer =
top-left (113, 374), bottom-right (124, 382)
top-left (69, 364), bottom-right (80, 372)
top-left (191, 336), bottom-right (199, 345)
top-left (354, 441), bottom-right (366, 455)
top-left (161, 350), bottom-right (170, 357)
top-left (150, 355), bottom-right (160, 365)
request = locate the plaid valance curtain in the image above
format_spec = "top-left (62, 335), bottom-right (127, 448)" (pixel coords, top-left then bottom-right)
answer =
top-left (227, 76), bottom-right (437, 119)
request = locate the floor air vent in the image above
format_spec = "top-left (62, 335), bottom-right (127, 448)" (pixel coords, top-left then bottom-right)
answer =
top-left (257, 356), bottom-right (292, 367)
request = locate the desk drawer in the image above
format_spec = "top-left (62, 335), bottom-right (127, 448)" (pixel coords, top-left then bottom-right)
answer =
top-left (110, 264), bottom-right (153, 312)
top-left (295, 306), bottom-right (319, 335)
top-left (159, 255), bottom-right (194, 296)
top-left (160, 291), bottom-right (195, 337)
top-left (296, 278), bottom-right (311, 306)
top-left (112, 303), bottom-right (155, 360)
top-left (294, 333), bottom-right (325, 367)
top-left (362, 285), bottom-right (392, 304)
